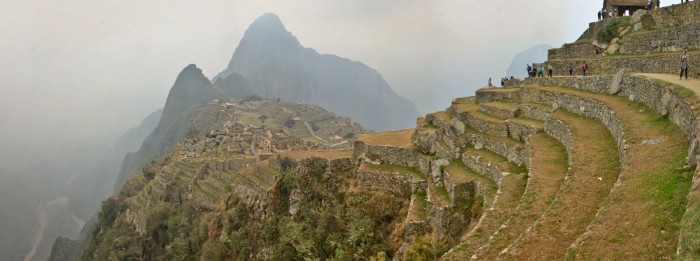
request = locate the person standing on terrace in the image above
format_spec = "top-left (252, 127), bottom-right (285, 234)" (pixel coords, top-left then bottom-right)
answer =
top-left (681, 50), bottom-right (689, 80)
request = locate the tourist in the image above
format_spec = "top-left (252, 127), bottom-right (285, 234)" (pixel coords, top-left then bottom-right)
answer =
top-left (547, 64), bottom-right (553, 77)
top-left (568, 64), bottom-right (574, 76)
top-left (598, 10), bottom-right (602, 21)
top-left (527, 64), bottom-right (532, 77)
top-left (488, 77), bottom-right (492, 87)
top-left (537, 66), bottom-right (544, 78)
top-left (582, 62), bottom-right (589, 76)
top-left (648, 0), bottom-right (653, 10)
top-left (680, 50), bottom-right (689, 80)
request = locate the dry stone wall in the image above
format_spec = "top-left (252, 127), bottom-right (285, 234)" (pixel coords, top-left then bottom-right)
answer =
top-left (620, 24), bottom-right (700, 54)
top-left (356, 168), bottom-right (413, 198)
top-left (353, 141), bottom-right (420, 168)
top-left (526, 75), bottom-right (698, 138)
top-left (538, 53), bottom-right (699, 78)
top-left (548, 42), bottom-right (600, 60)
top-left (475, 89), bottom-right (521, 104)
top-left (649, 1), bottom-right (700, 28)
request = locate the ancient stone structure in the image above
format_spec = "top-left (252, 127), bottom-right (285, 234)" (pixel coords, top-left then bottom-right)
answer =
top-left (604, 0), bottom-right (650, 17)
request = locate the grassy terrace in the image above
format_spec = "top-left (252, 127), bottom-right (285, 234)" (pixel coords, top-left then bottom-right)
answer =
top-left (360, 163), bottom-right (426, 180)
top-left (428, 111), bottom-right (453, 123)
top-left (525, 85), bottom-right (692, 260)
top-left (503, 109), bottom-right (621, 260)
top-left (278, 149), bottom-right (353, 160)
top-left (357, 129), bottom-right (414, 148)
top-left (476, 134), bottom-right (569, 259)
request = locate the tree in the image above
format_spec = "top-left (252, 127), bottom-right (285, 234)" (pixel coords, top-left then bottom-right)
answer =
top-left (258, 115), bottom-right (268, 126)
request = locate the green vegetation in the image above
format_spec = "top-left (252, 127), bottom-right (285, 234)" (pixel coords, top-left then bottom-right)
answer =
top-left (82, 164), bottom-right (407, 260)
top-left (415, 191), bottom-right (428, 219)
top-left (640, 13), bottom-right (656, 30)
top-left (596, 17), bottom-right (630, 43)
top-left (400, 233), bottom-right (449, 260)
top-left (673, 84), bottom-right (696, 99)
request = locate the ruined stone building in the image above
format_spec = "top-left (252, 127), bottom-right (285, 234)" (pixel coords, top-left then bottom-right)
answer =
top-left (604, 0), bottom-right (653, 16)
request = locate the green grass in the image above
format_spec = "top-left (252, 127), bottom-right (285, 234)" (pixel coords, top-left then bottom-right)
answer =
top-left (435, 186), bottom-right (450, 202)
top-left (673, 84), bottom-right (696, 99)
top-left (643, 151), bottom-right (691, 230)
top-left (680, 202), bottom-right (700, 259)
top-left (415, 191), bottom-right (428, 219)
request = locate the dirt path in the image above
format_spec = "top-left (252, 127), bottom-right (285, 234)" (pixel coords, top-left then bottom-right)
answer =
top-left (635, 73), bottom-right (700, 93)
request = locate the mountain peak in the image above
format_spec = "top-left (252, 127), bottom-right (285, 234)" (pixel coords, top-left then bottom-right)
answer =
top-left (251, 13), bottom-right (284, 29)
top-left (244, 13), bottom-right (294, 40)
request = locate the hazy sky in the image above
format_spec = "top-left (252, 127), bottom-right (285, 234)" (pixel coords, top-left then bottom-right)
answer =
top-left (3, 0), bottom-right (683, 176)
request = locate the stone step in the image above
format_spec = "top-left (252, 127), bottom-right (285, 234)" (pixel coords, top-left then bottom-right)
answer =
top-left (499, 109), bottom-right (621, 260)
top-left (523, 85), bottom-right (691, 260)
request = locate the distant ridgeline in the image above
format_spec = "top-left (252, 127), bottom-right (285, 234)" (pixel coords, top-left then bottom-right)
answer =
top-left (53, 2), bottom-right (700, 260)
top-left (113, 12), bottom-right (419, 196)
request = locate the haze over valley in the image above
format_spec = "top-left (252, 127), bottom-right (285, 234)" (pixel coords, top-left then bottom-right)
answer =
top-left (0, 1), bottom-right (617, 260)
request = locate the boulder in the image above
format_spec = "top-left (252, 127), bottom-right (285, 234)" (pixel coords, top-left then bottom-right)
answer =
top-left (688, 136), bottom-right (698, 166)
top-left (609, 69), bottom-right (627, 95)
top-left (631, 9), bottom-right (648, 24)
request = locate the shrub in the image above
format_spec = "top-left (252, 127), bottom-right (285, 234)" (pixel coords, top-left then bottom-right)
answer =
top-left (285, 118), bottom-right (296, 128)
top-left (641, 13), bottom-right (656, 30)
top-left (596, 17), bottom-right (629, 43)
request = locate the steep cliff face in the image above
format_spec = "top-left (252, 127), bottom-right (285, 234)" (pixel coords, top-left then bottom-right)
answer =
top-left (216, 13), bottom-right (420, 132)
